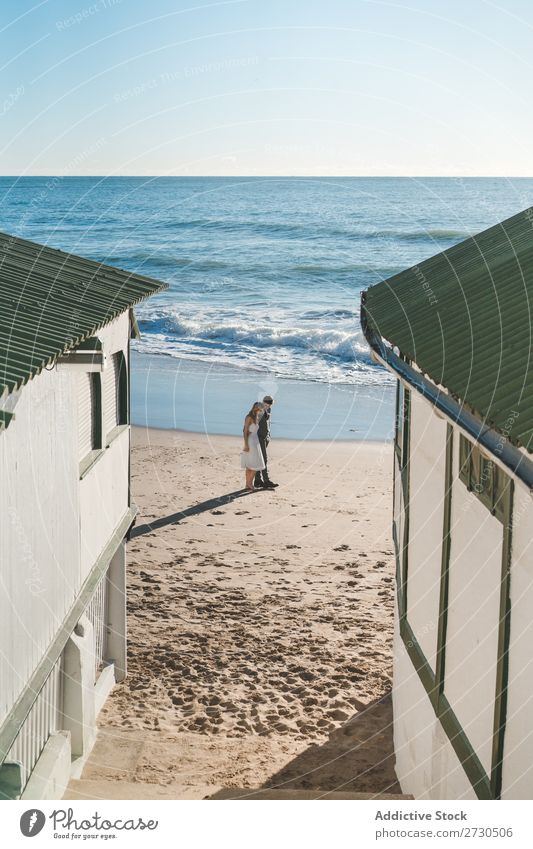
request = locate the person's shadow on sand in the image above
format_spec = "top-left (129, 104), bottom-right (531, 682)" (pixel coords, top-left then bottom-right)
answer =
top-left (129, 489), bottom-right (257, 538)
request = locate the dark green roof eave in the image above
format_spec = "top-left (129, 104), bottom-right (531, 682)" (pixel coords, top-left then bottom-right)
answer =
top-left (361, 206), bottom-right (533, 454)
top-left (0, 231), bottom-right (169, 399)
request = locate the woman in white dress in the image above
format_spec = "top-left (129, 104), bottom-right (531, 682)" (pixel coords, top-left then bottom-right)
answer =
top-left (241, 402), bottom-right (266, 491)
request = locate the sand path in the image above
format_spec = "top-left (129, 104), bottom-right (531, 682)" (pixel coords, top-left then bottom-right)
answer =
top-left (90, 427), bottom-right (398, 797)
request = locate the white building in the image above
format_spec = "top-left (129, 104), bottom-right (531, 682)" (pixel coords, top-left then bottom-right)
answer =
top-left (361, 207), bottom-right (533, 800)
top-left (0, 232), bottom-right (167, 800)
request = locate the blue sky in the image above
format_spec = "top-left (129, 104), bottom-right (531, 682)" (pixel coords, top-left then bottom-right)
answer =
top-left (2, 0), bottom-right (533, 175)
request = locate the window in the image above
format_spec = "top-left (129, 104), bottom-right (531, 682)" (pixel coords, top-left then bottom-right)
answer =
top-left (395, 381), bottom-right (410, 468)
top-left (103, 351), bottom-right (127, 439)
top-left (78, 372), bottom-right (102, 461)
top-left (103, 353), bottom-right (120, 436)
top-left (458, 434), bottom-right (510, 522)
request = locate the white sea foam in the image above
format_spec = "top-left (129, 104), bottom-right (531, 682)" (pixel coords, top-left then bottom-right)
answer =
top-left (133, 304), bottom-right (389, 385)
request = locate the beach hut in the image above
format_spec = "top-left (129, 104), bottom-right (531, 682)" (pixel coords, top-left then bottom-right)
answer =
top-left (361, 207), bottom-right (533, 800)
top-left (0, 233), bottom-right (167, 800)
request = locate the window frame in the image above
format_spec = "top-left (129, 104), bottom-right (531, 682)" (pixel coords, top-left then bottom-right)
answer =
top-left (79, 372), bottom-right (103, 478)
top-left (103, 350), bottom-right (129, 448)
top-left (395, 381), bottom-right (410, 470)
top-left (458, 434), bottom-right (510, 522)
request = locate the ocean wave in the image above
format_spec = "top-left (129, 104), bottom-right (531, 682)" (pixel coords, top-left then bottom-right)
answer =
top-left (153, 218), bottom-right (471, 242)
top-left (134, 335), bottom-right (389, 386)
top-left (290, 263), bottom-right (402, 276)
top-left (371, 228), bottom-right (470, 241)
top-left (300, 308), bottom-right (357, 320)
top-left (101, 253), bottom-right (233, 271)
top-left (138, 310), bottom-right (370, 364)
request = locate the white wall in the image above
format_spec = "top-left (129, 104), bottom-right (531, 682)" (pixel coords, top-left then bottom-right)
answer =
top-left (392, 615), bottom-right (477, 800)
top-left (404, 393), bottom-right (446, 669)
top-left (501, 484), bottom-right (533, 799)
top-left (79, 430), bottom-right (129, 580)
top-left (79, 312), bottom-right (130, 579)
top-left (0, 366), bottom-right (79, 726)
top-left (444, 447), bottom-right (502, 778)
top-left (0, 311), bottom-right (130, 725)
top-left (392, 392), bottom-right (511, 798)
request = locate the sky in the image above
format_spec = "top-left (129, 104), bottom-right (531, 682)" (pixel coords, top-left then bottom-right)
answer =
top-left (1, 0), bottom-right (533, 176)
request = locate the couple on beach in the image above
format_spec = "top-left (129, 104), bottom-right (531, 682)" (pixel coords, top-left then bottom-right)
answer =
top-left (241, 395), bottom-right (279, 492)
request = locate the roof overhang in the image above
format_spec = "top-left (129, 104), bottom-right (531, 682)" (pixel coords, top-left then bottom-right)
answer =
top-left (56, 336), bottom-right (104, 371)
top-left (363, 317), bottom-right (533, 494)
top-left (0, 388), bottom-right (22, 432)
top-left (0, 231), bottom-right (169, 400)
top-left (360, 206), bottom-right (533, 454)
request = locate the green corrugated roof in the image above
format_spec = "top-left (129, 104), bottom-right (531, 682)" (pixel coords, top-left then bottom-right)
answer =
top-left (361, 207), bottom-right (533, 452)
top-left (0, 232), bottom-right (168, 400)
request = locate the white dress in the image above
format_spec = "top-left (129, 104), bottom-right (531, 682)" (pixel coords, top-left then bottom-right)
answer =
top-left (240, 421), bottom-right (266, 471)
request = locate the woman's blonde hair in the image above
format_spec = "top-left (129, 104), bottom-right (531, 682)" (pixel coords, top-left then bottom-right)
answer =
top-left (246, 402), bottom-right (264, 421)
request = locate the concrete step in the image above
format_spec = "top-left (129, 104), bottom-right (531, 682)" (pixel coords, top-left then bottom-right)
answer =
top-left (207, 788), bottom-right (413, 800)
top-left (64, 779), bottom-right (412, 801)
top-left (64, 779), bottom-right (202, 800)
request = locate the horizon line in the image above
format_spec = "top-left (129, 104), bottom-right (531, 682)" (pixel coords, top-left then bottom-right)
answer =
top-left (1, 174), bottom-right (533, 179)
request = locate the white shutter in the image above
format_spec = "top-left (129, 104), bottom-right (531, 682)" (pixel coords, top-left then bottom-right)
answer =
top-left (103, 353), bottom-right (119, 437)
top-left (78, 373), bottom-right (94, 460)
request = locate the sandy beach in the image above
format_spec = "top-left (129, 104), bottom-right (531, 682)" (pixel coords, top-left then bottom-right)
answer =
top-left (71, 426), bottom-right (399, 799)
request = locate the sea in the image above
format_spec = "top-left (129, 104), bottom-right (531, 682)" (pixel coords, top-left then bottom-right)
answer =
top-left (2, 176), bottom-right (532, 438)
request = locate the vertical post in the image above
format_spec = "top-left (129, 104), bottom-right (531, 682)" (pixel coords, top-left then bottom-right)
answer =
top-left (434, 423), bottom-right (454, 710)
top-left (61, 615), bottom-right (96, 759)
top-left (127, 321), bottom-right (132, 510)
top-left (399, 387), bottom-right (411, 622)
top-left (106, 540), bottom-right (127, 682)
top-left (491, 478), bottom-right (514, 799)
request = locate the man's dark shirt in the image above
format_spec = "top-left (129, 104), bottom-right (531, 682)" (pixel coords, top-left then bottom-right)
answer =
top-left (258, 410), bottom-right (270, 442)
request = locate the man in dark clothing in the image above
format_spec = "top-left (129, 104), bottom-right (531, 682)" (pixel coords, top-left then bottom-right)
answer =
top-left (254, 395), bottom-right (279, 489)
